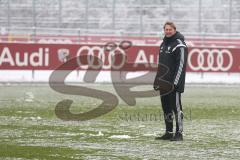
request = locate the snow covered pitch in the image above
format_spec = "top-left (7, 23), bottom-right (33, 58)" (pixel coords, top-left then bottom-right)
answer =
top-left (0, 84), bottom-right (239, 159)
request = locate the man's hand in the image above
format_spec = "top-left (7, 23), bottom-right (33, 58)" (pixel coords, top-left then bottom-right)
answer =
top-left (153, 85), bottom-right (160, 91)
top-left (153, 76), bottom-right (160, 91)
top-left (173, 84), bottom-right (177, 91)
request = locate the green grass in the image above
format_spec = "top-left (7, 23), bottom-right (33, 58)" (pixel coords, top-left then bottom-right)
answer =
top-left (0, 84), bottom-right (240, 160)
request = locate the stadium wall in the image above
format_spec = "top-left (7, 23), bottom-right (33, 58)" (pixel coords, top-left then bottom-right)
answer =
top-left (0, 42), bottom-right (240, 84)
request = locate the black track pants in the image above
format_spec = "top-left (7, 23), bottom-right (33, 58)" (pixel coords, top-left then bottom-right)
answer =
top-left (160, 91), bottom-right (183, 133)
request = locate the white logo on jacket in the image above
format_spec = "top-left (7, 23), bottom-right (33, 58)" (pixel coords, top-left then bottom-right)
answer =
top-left (165, 46), bottom-right (171, 54)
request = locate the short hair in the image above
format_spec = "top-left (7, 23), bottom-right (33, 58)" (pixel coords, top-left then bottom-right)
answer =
top-left (163, 21), bottom-right (176, 30)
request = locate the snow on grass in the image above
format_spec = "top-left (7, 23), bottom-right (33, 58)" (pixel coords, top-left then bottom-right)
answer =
top-left (109, 135), bottom-right (132, 139)
top-left (0, 84), bottom-right (240, 159)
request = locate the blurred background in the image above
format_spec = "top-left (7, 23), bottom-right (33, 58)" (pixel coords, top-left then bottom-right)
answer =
top-left (0, 0), bottom-right (240, 83)
top-left (1, 0), bottom-right (240, 40)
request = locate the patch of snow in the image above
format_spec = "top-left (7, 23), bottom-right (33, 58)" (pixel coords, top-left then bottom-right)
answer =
top-left (109, 135), bottom-right (131, 139)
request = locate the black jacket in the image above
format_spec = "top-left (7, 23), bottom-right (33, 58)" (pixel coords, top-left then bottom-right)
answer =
top-left (154, 31), bottom-right (188, 93)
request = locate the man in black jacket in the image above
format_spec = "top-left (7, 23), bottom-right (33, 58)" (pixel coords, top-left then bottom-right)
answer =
top-left (153, 21), bottom-right (188, 141)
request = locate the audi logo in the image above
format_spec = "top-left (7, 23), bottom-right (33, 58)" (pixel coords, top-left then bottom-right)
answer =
top-left (76, 46), bottom-right (126, 70)
top-left (188, 49), bottom-right (233, 71)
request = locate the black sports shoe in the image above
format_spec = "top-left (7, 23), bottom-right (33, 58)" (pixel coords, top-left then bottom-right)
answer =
top-left (170, 132), bottom-right (183, 141)
top-left (155, 132), bottom-right (173, 140)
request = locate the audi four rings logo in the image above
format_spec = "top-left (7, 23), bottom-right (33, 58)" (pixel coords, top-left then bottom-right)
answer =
top-left (188, 49), bottom-right (233, 71)
top-left (76, 46), bottom-right (126, 70)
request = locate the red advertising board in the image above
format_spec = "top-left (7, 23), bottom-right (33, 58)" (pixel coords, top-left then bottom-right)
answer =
top-left (0, 43), bottom-right (240, 72)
